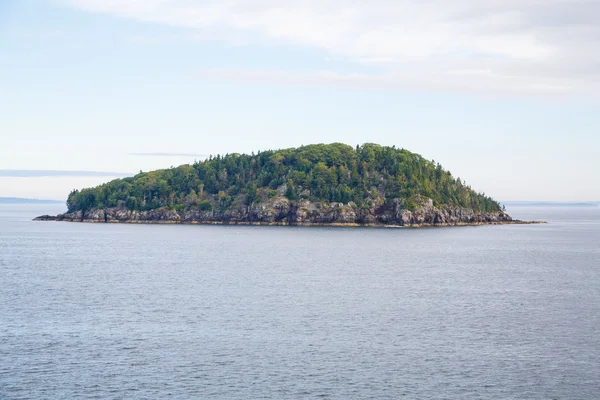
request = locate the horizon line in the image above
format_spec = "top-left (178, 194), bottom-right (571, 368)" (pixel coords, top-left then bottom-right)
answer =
top-left (0, 170), bottom-right (134, 178)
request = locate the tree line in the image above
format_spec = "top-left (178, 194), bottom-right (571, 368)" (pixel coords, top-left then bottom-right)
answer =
top-left (67, 143), bottom-right (501, 213)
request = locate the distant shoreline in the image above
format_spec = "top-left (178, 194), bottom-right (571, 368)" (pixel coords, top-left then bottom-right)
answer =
top-left (0, 197), bottom-right (63, 205)
top-left (503, 201), bottom-right (599, 207)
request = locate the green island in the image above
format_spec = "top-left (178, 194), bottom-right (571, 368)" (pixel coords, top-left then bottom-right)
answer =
top-left (35, 143), bottom-right (543, 226)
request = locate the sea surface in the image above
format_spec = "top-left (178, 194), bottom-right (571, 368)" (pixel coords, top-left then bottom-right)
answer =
top-left (1, 204), bottom-right (599, 399)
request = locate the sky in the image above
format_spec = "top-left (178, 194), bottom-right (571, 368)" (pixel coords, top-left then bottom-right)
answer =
top-left (1, 0), bottom-right (599, 201)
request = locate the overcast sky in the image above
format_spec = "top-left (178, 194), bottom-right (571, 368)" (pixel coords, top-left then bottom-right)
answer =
top-left (1, 0), bottom-right (599, 201)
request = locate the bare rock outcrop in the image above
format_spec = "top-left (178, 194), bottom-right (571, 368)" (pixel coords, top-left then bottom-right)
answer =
top-left (45, 194), bottom-right (530, 227)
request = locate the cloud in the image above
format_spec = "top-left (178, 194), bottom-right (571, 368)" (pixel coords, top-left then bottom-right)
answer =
top-left (129, 152), bottom-right (208, 158)
top-left (0, 170), bottom-right (133, 178)
top-left (64, 0), bottom-right (600, 96)
top-left (197, 68), bottom-right (596, 97)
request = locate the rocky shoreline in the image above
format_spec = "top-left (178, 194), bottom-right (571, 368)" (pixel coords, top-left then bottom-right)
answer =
top-left (34, 198), bottom-right (545, 227)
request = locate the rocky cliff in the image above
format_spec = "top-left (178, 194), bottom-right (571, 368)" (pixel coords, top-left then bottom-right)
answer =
top-left (39, 196), bottom-right (539, 227)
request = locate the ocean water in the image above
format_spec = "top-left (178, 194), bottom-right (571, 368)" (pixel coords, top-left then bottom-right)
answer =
top-left (1, 204), bottom-right (599, 399)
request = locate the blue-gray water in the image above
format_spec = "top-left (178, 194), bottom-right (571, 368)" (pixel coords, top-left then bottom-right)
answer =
top-left (1, 205), bottom-right (599, 399)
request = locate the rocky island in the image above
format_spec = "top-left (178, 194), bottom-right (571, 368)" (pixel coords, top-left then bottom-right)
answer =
top-left (36, 143), bottom-right (543, 227)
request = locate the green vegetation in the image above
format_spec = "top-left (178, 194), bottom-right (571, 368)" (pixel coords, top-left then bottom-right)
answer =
top-left (66, 143), bottom-right (501, 214)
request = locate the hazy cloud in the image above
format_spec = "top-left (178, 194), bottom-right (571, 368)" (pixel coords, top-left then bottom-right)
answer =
top-left (0, 170), bottom-right (133, 178)
top-left (197, 68), bottom-right (596, 97)
top-left (64, 0), bottom-right (600, 96)
top-left (129, 152), bottom-right (208, 158)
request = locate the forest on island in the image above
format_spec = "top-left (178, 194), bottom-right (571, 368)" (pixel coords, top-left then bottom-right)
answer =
top-left (66, 143), bottom-right (501, 214)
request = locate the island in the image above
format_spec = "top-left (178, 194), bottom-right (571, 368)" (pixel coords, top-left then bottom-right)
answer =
top-left (35, 143), bottom-right (544, 227)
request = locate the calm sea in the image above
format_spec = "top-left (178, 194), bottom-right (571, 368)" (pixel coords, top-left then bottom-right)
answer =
top-left (1, 204), bottom-right (599, 399)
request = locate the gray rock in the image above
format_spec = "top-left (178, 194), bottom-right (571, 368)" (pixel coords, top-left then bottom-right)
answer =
top-left (46, 194), bottom-right (522, 227)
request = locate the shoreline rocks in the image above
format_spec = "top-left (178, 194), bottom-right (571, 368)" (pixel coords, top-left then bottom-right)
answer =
top-left (34, 196), bottom-right (546, 227)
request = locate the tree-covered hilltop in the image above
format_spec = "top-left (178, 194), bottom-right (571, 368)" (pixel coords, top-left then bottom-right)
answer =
top-left (66, 143), bottom-right (501, 214)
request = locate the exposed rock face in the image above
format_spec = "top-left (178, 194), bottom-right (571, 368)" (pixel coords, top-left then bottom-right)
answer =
top-left (48, 195), bottom-right (526, 227)
top-left (59, 208), bottom-right (182, 223)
